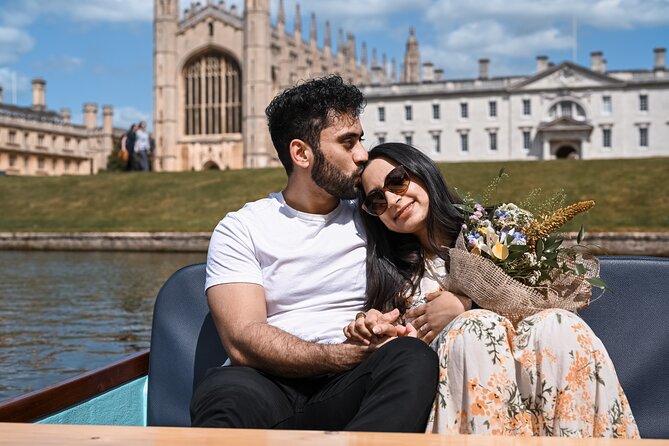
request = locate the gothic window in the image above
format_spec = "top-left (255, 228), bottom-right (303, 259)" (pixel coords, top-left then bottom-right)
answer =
top-left (184, 51), bottom-right (242, 135)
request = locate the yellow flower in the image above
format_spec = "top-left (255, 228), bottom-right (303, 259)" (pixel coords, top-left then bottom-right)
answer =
top-left (492, 243), bottom-right (509, 260)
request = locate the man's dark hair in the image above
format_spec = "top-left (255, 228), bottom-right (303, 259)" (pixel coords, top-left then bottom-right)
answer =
top-left (265, 75), bottom-right (366, 175)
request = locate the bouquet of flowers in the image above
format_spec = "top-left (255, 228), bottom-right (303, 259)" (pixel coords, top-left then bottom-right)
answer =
top-left (447, 177), bottom-right (604, 325)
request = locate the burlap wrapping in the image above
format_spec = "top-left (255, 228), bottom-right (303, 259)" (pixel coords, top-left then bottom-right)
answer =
top-left (446, 233), bottom-right (598, 325)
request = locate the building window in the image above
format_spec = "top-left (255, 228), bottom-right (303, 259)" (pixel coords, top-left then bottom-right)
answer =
top-left (460, 103), bottom-right (468, 119)
top-left (523, 131), bottom-right (531, 150)
top-left (377, 135), bottom-right (386, 144)
top-left (602, 95), bottom-right (612, 115)
top-left (522, 99), bottom-right (531, 116)
top-left (38, 157), bottom-right (45, 169)
top-left (37, 134), bottom-right (45, 147)
top-left (639, 94), bottom-right (648, 112)
top-left (639, 127), bottom-right (649, 147)
top-left (52, 159), bottom-right (57, 169)
top-left (9, 155), bottom-right (16, 167)
top-left (602, 128), bottom-right (612, 148)
top-left (404, 134), bottom-right (413, 145)
top-left (460, 133), bottom-right (469, 152)
top-left (404, 105), bottom-right (413, 121)
top-left (8, 131), bottom-right (16, 144)
top-left (432, 133), bottom-right (441, 153)
top-left (549, 101), bottom-right (586, 120)
top-left (64, 138), bottom-right (71, 149)
top-left (184, 51), bottom-right (242, 135)
top-left (432, 103), bottom-right (440, 120)
top-left (64, 160), bottom-right (71, 171)
top-left (378, 106), bottom-right (385, 122)
top-left (489, 101), bottom-right (497, 118)
top-left (489, 132), bottom-right (497, 151)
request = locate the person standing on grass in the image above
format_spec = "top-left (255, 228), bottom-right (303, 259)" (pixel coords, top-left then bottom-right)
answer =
top-left (133, 121), bottom-right (151, 172)
top-left (190, 75), bottom-right (438, 431)
top-left (121, 123), bottom-right (137, 171)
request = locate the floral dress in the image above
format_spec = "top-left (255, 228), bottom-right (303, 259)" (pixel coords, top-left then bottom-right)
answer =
top-left (409, 256), bottom-right (639, 437)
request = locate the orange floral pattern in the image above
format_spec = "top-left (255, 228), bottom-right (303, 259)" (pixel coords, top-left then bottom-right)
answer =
top-left (422, 309), bottom-right (639, 437)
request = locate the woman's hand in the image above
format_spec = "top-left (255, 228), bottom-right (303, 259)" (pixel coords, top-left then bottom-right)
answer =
top-left (405, 291), bottom-right (472, 344)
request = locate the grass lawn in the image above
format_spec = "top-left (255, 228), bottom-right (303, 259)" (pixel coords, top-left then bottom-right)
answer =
top-left (1, 158), bottom-right (667, 232)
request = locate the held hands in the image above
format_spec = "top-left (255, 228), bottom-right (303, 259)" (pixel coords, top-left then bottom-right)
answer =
top-left (343, 308), bottom-right (417, 348)
top-left (404, 291), bottom-right (472, 344)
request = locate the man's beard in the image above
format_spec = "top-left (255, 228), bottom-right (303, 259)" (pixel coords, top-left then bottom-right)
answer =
top-left (311, 148), bottom-right (361, 200)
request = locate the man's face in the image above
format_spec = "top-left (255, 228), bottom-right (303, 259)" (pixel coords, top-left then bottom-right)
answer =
top-left (311, 114), bottom-right (367, 200)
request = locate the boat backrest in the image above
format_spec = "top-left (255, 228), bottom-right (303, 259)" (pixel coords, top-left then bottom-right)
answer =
top-left (146, 257), bottom-right (669, 437)
top-left (579, 256), bottom-right (669, 439)
top-left (147, 263), bottom-right (227, 427)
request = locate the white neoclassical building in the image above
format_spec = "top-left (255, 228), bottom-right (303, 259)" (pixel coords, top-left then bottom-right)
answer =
top-left (0, 79), bottom-right (122, 176)
top-left (361, 49), bottom-right (669, 161)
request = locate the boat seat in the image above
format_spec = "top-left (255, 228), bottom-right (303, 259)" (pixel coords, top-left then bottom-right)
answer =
top-left (579, 256), bottom-right (669, 439)
top-left (146, 257), bottom-right (669, 438)
top-left (147, 263), bottom-right (227, 427)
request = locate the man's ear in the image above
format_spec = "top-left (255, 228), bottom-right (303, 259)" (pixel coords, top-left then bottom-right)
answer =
top-left (289, 139), bottom-right (311, 169)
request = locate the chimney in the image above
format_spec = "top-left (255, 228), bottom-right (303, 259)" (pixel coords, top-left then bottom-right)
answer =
top-left (31, 78), bottom-right (46, 111)
top-left (590, 51), bottom-right (606, 73)
top-left (478, 58), bottom-right (489, 80)
top-left (60, 108), bottom-right (71, 123)
top-left (536, 55), bottom-right (549, 72)
top-left (434, 68), bottom-right (444, 81)
top-left (654, 48), bottom-right (666, 71)
top-left (102, 105), bottom-right (113, 135)
top-left (84, 103), bottom-right (98, 130)
top-left (423, 62), bottom-right (434, 82)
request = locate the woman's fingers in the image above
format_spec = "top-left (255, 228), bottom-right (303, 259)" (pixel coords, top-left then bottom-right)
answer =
top-left (405, 303), bottom-right (426, 320)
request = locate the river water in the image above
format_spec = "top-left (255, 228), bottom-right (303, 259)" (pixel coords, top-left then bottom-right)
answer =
top-left (0, 250), bottom-right (206, 402)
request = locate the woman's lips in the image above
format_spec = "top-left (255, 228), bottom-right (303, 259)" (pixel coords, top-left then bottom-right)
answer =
top-left (395, 201), bottom-right (415, 220)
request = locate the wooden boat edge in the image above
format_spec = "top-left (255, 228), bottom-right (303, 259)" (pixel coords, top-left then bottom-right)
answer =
top-left (0, 349), bottom-right (149, 423)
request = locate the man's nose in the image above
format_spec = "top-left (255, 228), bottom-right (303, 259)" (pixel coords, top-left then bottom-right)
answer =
top-left (352, 141), bottom-right (368, 164)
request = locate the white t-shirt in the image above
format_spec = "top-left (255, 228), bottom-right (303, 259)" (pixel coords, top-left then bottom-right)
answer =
top-left (206, 192), bottom-right (367, 344)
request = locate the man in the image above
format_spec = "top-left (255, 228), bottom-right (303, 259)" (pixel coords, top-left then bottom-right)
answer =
top-left (133, 121), bottom-right (151, 171)
top-left (190, 75), bottom-right (438, 431)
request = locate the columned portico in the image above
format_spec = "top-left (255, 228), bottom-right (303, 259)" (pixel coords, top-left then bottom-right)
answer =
top-left (538, 117), bottom-right (593, 160)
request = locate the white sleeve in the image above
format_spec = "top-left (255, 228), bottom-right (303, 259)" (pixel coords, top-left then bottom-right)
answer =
top-left (205, 214), bottom-right (263, 291)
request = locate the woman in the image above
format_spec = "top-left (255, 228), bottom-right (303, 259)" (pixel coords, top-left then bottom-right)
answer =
top-left (346, 142), bottom-right (638, 437)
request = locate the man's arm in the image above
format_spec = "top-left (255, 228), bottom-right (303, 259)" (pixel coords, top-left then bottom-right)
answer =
top-left (208, 282), bottom-right (372, 378)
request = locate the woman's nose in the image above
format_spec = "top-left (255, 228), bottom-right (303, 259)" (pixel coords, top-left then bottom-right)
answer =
top-left (384, 190), bottom-right (402, 205)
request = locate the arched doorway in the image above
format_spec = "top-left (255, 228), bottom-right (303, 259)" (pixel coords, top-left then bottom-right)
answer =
top-left (556, 145), bottom-right (579, 159)
top-left (203, 161), bottom-right (220, 170)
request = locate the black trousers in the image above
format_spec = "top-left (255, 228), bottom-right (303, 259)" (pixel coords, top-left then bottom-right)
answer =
top-left (190, 337), bottom-right (438, 432)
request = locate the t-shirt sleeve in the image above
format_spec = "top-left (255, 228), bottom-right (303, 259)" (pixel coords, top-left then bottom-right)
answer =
top-left (205, 214), bottom-right (263, 291)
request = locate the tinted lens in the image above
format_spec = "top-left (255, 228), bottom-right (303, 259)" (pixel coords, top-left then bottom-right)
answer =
top-left (362, 190), bottom-right (387, 216)
top-left (385, 166), bottom-right (410, 194)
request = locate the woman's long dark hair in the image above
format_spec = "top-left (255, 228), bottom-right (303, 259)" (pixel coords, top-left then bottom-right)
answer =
top-left (359, 143), bottom-right (464, 313)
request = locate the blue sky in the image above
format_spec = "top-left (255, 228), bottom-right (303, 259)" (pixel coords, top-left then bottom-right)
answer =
top-left (1, 0), bottom-right (668, 130)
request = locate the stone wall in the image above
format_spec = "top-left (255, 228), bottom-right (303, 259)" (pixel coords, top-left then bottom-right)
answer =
top-left (0, 231), bottom-right (667, 256)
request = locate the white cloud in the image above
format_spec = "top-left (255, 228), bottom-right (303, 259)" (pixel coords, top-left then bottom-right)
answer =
top-left (2, 0), bottom-right (153, 24)
top-left (0, 26), bottom-right (34, 64)
top-left (33, 55), bottom-right (83, 73)
top-left (113, 106), bottom-right (152, 130)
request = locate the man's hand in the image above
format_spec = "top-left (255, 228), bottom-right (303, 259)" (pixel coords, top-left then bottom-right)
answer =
top-left (343, 308), bottom-right (416, 345)
top-left (405, 291), bottom-right (472, 344)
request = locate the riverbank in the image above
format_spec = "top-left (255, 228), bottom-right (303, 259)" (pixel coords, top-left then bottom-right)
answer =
top-left (1, 232), bottom-right (668, 256)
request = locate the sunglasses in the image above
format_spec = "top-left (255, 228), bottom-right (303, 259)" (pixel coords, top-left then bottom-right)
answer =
top-left (362, 165), bottom-right (411, 216)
